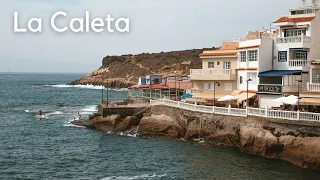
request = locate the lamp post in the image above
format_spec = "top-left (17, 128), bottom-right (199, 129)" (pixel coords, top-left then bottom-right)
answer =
top-left (213, 82), bottom-right (219, 106)
top-left (174, 71), bottom-right (177, 101)
top-left (297, 79), bottom-right (302, 111)
top-left (105, 70), bottom-right (110, 108)
top-left (246, 79), bottom-right (252, 107)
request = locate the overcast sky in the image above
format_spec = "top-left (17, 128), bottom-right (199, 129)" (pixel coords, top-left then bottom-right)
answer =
top-left (0, 0), bottom-right (303, 73)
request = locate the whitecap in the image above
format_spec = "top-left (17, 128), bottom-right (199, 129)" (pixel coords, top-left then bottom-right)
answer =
top-left (24, 110), bottom-right (30, 113)
top-left (46, 84), bottom-right (129, 91)
top-left (80, 105), bottom-right (98, 112)
top-left (100, 173), bottom-right (167, 180)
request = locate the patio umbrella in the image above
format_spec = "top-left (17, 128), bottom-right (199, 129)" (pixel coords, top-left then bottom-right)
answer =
top-left (217, 95), bottom-right (238, 102)
top-left (272, 96), bottom-right (287, 103)
top-left (283, 95), bottom-right (298, 105)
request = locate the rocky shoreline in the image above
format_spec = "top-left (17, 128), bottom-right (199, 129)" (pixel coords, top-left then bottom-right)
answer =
top-left (72, 105), bottom-right (320, 170)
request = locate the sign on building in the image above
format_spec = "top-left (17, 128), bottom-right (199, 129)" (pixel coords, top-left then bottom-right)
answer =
top-left (258, 85), bottom-right (282, 94)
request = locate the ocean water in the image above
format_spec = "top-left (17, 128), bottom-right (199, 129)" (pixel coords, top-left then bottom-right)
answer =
top-left (0, 73), bottom-right (319, 180)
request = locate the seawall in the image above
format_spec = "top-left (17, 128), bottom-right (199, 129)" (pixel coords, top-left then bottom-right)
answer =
top-left (73, 105), bottom-right (320, 170)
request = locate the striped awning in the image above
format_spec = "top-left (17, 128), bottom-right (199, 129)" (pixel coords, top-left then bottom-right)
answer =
top-left (300, 98), bottom-right (320, 106)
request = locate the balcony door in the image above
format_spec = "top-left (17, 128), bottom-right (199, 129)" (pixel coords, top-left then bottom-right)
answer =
top-left (285, 29), bottom-right (306, 37)
top-left (223, 62), bottom-right (231, 74)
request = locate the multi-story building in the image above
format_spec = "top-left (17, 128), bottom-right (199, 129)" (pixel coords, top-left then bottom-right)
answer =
top-left (189, 42), bottom-right (239, 105)
top-left (234, 31), bottom-right (275, 106)
top-left (257, 4), bottom-right (320, 108)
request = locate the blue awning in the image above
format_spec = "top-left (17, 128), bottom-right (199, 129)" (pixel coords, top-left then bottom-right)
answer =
top-left (258, 70), bottom-right (302, 77)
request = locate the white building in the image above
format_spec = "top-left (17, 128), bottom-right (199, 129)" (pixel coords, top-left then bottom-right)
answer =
top-left (257, 4), bottom-right (320, 108)
top-left (234, 31), bottom-right (275, 106)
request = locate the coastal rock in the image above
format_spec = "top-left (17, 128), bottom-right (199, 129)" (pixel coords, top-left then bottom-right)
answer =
top-left (138, 114), bottom-right (184, 138)
top-left (115, 116), bottom-right (140, 132)
top-left (88, 114), bottom-right (121, 132)
top-left (239, 126), bottom-right (280, 158)
top-left (205, 133), bottom-right (235, 146)
top-left (279, 136), bottom-right (320, 169)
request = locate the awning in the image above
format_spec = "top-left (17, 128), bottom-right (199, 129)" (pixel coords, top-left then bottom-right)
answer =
top-left (185, 97), bottom-right (207, 103)
top-left (300, 98), bottom-right (320, 106)
top-left (237, 92), bottom-right (256, 103)
top-left (258, 70), bottom-right (302, 77)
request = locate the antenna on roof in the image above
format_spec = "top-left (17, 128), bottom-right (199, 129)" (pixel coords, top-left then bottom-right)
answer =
top-left (302, 0), bottom-right (307, 6)
top-left (312, 0), bottom-right (320, 6)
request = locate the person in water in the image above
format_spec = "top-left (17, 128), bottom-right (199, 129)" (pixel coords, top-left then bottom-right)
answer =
top-left (38, 110), bottom-right (43, 120)
top-left (77, 112), bottom-right (81, 120)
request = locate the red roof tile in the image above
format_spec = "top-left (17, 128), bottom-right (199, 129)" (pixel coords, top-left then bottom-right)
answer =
top-left (199, 52), bottom-right (237, 57)
top-left (274, 16), bottom-right (315, 23)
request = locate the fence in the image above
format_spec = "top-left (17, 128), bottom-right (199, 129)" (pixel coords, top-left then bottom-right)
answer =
top-left (149, 99), bottom-right (320, 122)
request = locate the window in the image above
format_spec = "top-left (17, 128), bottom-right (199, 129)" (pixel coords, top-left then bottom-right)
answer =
top-left (224, 62), bottom-right (231, 70)
top-left (294, 52), bottom-right (307, 60)
top-left (286, 29), bottom-right (306, 37)
top-left (224, 83), bottom-right (232, 91)
top-left (248, 72), bottom-right (257, 84)
top-left (278, 51), bottom-right (287, 62)
top-left (203, 83), bottom-right (209, 90)
top-left (240, 76), bottom-right (243, 84)
top-left (208, 62), bottom-right (215, 68)
top-left (240, 51), bottom-right (246, 62)
top-left (210, 83), bottom-right (216, 90)
top-left (248, 50), bottom-right (258, 61)
top-left (312, 68), bottom-right (320, 83)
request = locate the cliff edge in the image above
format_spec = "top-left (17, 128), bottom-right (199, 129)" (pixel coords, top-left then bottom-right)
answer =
top-left (69, 48), bottom-right (215, 88)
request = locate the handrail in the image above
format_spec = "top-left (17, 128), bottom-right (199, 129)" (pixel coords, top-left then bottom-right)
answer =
top-left (149, 98), bottom-right (320, 122)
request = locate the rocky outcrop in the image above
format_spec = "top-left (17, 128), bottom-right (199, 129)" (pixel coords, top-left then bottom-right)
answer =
top-left (69, 48), bottom-right (215, 88)
top-left (73, 105), bottom-right (320, 170)
top-left (138, 114), bottom-right (184, 138)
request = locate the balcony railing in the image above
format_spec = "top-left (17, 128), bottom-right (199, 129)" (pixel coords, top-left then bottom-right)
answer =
top-left (307, 82), bottom-right (320, 92)
top-left (191, 88), bottom-right (215, 94)
top-left (288, 59), bottom-right (308, 67)
top-left (275, 36), bottom-right (311, 44)
top-left (190, 69), bottom-right (237, 80)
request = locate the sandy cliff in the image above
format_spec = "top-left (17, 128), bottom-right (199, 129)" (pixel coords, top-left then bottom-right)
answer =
top-left (69, 48), bottom-right (214, 88)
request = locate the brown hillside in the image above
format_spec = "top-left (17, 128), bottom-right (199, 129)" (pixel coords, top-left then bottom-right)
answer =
top-left (69, 48), bottom-right (216, 88)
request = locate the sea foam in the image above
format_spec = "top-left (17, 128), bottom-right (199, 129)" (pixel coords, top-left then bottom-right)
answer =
top-left (101, 173), bottom-right (167, 180)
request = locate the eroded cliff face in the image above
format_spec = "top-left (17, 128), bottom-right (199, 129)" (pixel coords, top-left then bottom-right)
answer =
top-left (69, 48), bottom-right (214, 88)
top-left (72, 105), bottom-right (320, 169)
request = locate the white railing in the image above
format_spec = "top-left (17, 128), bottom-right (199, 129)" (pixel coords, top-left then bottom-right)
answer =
top-left (214, 107), bottom-right (229, 115)
top-left (300, 112), bottom-right (320, 122)
top-left (191, 88), bottom-right (215, 94)
top-left (268, 110), bottom-right (298, 120)
top-left (307, 82), bottom-right (320, 92)
top-left (276, 36), bottom-right (302, 44)
top-left (190, 69), bottom-right (203, 74)
top-left (289, 60), bottom-right (308, 67)
top-left (190, 69), bottom-right (236, 75)
top-left (149, 99), bottom-right (320, 122)
top-left (248, 107), bottom-right (266, 117)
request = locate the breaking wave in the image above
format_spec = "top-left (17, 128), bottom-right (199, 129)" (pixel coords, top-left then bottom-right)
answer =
top-left (101, 173), bottom-right (167, 180)
top-left (47, 84), bottom-right (128, 91)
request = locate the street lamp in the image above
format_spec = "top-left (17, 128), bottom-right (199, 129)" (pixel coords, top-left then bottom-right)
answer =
top-left (213, 82), bottom-right (219, 106)
top-left (174, 71), bottom-right (177, 101)
top-left (246, 79), bottom-right (252, 107)
top-left (297, 79), bottom-right (302, 111)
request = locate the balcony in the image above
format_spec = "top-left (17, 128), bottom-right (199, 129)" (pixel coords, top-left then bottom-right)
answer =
top-left (288, 59), bottom-right (308, 70)
top-left (190, 69), bottom-right (237, 81)
top-left (307, 82), bottom-right (320, 92)
top-left (275, 36), bottom-right (311, 48)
